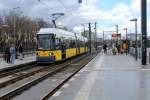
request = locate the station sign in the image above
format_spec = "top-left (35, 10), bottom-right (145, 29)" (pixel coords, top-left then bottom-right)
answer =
top-left (112, 33), bottom-right (121, 40)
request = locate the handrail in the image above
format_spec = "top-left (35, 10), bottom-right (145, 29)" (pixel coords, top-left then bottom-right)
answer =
top-left (0, 51), bottom-right (35, 59)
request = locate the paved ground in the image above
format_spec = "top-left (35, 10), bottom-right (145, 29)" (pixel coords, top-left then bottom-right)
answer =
top-left (0, 56), bottom-right (36, 70)
top-left (49, 53), bottom-right (150, 100)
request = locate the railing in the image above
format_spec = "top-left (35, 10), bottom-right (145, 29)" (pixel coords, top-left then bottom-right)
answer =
top-left (129, 47), bottom-right (135, 57)
top-left (0, 51), bottom-right (35, 62)
top-left (129, 47), bottom-right (150, 64)
top-left (97, 46), bottom-right (103, 53)
top-left (22, 51), bottom-right (35, 58)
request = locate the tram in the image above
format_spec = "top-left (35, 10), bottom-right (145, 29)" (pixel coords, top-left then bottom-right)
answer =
top-left (36, 28), bottom-right (88, 63)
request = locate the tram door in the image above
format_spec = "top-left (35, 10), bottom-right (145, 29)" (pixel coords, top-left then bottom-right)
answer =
top-left (74, 33), bottom-right (80, 55)
top-left (77, 40), bottom-right (80, 54)
top-left (61, 40), bottom-right (66, 59)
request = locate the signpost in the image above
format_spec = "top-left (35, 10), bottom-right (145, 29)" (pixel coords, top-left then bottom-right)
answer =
top-left (112, 33), bottom-right (121, 41)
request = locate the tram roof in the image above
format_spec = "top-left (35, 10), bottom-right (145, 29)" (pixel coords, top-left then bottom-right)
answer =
top-left (37, 28), bottom-right (88, 41)
top-left (37, 28), bottom-right (75, 39)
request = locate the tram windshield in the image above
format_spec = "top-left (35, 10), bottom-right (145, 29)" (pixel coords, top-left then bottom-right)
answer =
top-left (37, 34), bottom-right (55, 50)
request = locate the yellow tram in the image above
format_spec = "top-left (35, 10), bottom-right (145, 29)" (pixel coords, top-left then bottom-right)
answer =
top-left (36, 28), bottom-right (88, 63)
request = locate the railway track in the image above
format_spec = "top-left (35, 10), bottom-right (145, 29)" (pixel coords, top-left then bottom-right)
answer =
top-left (0, 55), bottom-right (85, 89)
top-left (0, 62), bottom-right (36, 78)
top-left (0, 63), bottom-right (64, 89)
top-left (41, 53), bottom-right (96, 100)
top-left (0, 53), bottom-right (97, 100)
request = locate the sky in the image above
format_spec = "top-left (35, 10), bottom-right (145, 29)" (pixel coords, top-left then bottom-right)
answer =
top-left (0, 0), bottom-right (150, 37)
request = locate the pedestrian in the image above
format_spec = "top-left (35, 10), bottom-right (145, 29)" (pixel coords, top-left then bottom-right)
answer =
top-left (123, 43), bottom-right (128, 54)
top-left (10, 44), bottom-right (16, 64)
top-left (117, 45), bottom-right (120, 54)
top-left (19, 44), bottom-right (23, 60)
top-left (112, 47), bottom-right (117, 55)
top-left (5, 44), bottom-right (10, 63)
top-left (103, 44), bottom-right (107, 54)
top-left (120, 46), bottom-right (124, 54)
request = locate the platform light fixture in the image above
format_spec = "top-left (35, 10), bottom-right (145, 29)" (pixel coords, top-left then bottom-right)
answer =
top-left (130, 18), bottom-right (138, 61)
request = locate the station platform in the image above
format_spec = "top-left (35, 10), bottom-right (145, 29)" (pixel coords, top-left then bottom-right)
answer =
top-left (0, 56), bottom-right (36, 70)
top-left (49, 53), bottom-right (150, 100)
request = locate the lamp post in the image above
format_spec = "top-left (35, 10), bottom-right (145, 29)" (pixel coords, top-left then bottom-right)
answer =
top-left (130, 18), bottom-right (138, 60)
top-left (124, 28), bottom-right (128, 55)
top-left (89, 23), bottom-right (92, 53)
top-left (82, 23), bottom-right (97, 53)
top-left (13, 6), bottom-right (20, 43)
top-left (102, 30), bottom-right (104, 44)
top-left (94, 22), bottom-right (97, 51)
top-left (116, 25), bottom-right (119, 44)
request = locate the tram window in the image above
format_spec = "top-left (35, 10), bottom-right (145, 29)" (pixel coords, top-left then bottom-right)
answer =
top-left (72, 40), bottom-right (76, 48)
top-left (76, 40), bottom-right (80, 48)
top-left (65, 39), bottom-right (70, 49)
top-left (60, 39), bottom-right (66, 50)
top-left (69, 40), bottom-right (72, 48)
top-left (37, 34), bottom-right (55, 50)
top-left (85, 42), bottom-right (88, 46)
top-left (79, 41), bottom-right (83, 47)
top-left (51, 35), bottom-right (55, 50)
top-left (69, 40), bottom-right (76, 48)
top-left (55, 38), bottom-right (61, 50)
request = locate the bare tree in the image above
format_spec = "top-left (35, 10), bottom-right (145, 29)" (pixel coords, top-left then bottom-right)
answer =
top-left (0, 11), bottom-right (52, 53)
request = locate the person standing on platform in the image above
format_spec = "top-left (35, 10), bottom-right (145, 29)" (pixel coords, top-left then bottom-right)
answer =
top-left (117, 45), bottom-right (120, 54)
top-left (123, 43), bottom-right (128, 54)
top-left (5, 44), bottom-right (10, 63)
top-left (103, 44), bottom-right (108, 54)
top-left (10, 44), bottom-right (16, 64)
top-left (19, 44), bottom-right (23, 60)
top-left (112, 44), bottom-right (117, 55)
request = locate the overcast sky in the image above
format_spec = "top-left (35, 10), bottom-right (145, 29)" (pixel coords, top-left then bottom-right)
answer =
top-left (0, 0), bottom-right (150, 36)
